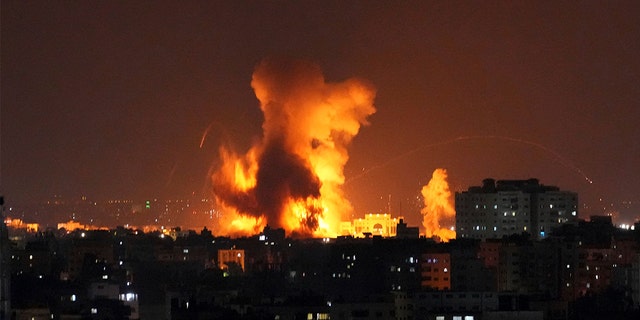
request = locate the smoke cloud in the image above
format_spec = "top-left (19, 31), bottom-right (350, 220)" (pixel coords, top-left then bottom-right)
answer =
top-left (212, 58), bottom-right (376, 236)
top-left (421, 168), bottom-right (456, 242)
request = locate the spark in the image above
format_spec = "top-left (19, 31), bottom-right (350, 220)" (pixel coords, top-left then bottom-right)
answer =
top-left (199, 123), bottom-right (215, 149)
top-left (199, 121), bottom-right (229, 149)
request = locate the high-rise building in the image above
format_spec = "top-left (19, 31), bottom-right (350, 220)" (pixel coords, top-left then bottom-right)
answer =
top-left (455, 178), bottom-right (578, 240)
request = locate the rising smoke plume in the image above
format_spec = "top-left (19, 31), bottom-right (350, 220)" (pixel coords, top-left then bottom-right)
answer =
top-left (421, 168), bottom-right (456, 242)
top-left (212, 58), bottom-right (376, 237)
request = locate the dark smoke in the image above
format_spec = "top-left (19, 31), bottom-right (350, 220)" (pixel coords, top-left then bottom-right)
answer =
top-left (212, 57), bottom-right (376, 236)
top-left (255, 140), bottom-right (322, 229)
top-left (212, 58), bottom-right (326, 231)
top-left (212, 139), bottom-right (322, 230)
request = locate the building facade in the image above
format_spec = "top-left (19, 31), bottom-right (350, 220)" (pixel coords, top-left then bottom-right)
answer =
top-left (421, 253), bottom-right (451, 290)
top-left (455, 179), bottom-right (578, 240)
top-left (341, 213), bottom-right (399, 237)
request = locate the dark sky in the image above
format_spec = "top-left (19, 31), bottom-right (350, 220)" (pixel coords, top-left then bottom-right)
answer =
top-left (2, 1), bottom-right (639, 225)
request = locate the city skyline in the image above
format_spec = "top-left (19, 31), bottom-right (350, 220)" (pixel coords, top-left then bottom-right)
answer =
top-left (2, 1), bottom-right (639, 227)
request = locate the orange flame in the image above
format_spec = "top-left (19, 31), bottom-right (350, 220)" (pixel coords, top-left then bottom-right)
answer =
top-left (211, 58), bottom-right (376, 237)
top-left (421, 168), bottom-right (456, 242)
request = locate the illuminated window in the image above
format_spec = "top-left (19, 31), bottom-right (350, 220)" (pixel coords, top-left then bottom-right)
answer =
top-left (119, 293), bottom-right (138, 302)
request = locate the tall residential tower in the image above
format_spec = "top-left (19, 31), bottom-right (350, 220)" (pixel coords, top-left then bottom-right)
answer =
top-left (455, 179), bottom-right (578, 240)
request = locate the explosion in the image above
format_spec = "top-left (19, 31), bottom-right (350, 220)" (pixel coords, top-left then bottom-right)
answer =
top-left (421, 168), bottom-right (456, 242)
top-left (211, 58), bottom-right (376, 237)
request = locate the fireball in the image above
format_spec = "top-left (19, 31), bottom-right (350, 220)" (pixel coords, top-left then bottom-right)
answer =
top-left (211, 58), bottom-right (376, 237)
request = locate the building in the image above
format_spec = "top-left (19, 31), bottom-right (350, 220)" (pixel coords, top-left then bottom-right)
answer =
top-left (421, 252), bottom-right (451, 290)
top-left (341, 213), bottom-right (400, 237)
top-left (455, 179), bottom-right (578, 240)
top-left (218, 249), bottom-right (245, 272)
top-left (396, 219), bottom-right (419, 239)
top-left (394, 290), bottom-right (543, 320)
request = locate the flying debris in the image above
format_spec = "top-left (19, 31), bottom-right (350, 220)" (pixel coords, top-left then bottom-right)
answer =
top-left (211, 58), bottom-right (376, 237)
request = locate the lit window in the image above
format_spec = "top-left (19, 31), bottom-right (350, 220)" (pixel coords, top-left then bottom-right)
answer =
top-left (119, 293), bottom-right (137, 302)
top-left (91, 308), bottom-right (97, 314)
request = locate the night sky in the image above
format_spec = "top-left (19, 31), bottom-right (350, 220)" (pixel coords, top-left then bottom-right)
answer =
top-left (2, 1), bottom-right (639, 225)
